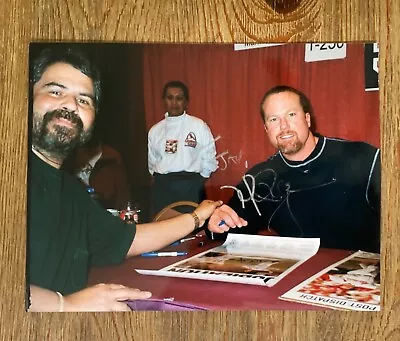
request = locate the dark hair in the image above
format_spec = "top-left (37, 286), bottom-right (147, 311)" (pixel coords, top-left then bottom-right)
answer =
top-left (162, 81), bottom-right (189, 101)
top-left (31, 47), bottom-right (101, 110)
top-left (260, 85), bottom-right (316, 132)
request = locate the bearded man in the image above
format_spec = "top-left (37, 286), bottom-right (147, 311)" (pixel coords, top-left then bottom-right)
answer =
top-left (207, 85), bottom-right (381, 253)
top-left (28, 47), bottom-right (222, 311)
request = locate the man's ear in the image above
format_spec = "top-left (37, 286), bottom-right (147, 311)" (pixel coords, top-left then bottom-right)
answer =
top-left (305, 113), bottom-right (311, 128)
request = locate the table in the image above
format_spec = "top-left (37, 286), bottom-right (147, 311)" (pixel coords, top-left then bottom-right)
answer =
top-left (88, 234), bottom-right (352, 311)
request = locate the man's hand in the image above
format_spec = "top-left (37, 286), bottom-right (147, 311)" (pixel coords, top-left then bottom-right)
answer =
top-left (63, 283), bottom-right (152, 312)
top-left (207, 204), bottom-right (248, 233)
top-left (193, 200), bottom-right (224, 227)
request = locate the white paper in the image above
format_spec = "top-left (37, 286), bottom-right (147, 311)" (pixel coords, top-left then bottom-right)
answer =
top-left (234, 43), bottom-right (284, 51)
top-left (136, 234), bottom-right (320, 287)
top-left (305, 43), bottom-right (347, 62)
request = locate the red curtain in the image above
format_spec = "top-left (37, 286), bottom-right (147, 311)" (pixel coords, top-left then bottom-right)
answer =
top-left (142, 43), bottom-right (379, 202)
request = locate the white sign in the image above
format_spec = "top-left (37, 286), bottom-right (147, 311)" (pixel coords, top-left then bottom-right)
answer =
top-left (304, 43), bottom-right (347, 62)
top-left (234, 43), bottom-right (284, 51)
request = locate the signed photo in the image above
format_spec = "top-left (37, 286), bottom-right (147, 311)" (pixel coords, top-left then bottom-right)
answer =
top-left (28, 42), bottom-right (380, 311)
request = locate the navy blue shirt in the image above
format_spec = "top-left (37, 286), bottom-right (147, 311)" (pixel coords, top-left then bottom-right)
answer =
top-left (211, 135), bottom-right (380, 252)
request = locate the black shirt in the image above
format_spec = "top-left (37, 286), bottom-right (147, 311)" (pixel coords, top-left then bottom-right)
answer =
top-left (212, 135), bottom-right (380, 252)
top-left (28, 152), bottom-right (135, 294)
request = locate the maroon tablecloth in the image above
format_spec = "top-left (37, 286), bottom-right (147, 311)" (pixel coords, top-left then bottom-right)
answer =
top-left (88, 235), bottom-right (352, 311)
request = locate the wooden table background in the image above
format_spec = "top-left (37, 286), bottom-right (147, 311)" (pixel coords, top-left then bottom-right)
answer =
top-left (0, 0), bottom-right (397, 340)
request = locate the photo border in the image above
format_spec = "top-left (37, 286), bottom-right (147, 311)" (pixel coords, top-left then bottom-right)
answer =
top-left (0, 1), bottom-right (397, 340)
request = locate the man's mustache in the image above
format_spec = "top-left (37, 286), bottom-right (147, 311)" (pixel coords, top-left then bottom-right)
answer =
top-left (44, 109), bottom-right (83, 129)
top-left (278, 130), bottom-right (296, 139)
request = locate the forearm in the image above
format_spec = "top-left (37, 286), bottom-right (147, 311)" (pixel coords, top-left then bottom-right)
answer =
top-left (29, 284), bottom-right (152, 312)
top-left (28, 285), bottom-right (63, 312)
top-left (127, 213), bottom-right (196, 256)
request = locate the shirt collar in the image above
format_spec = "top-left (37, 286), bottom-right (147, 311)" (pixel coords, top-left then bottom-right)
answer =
top-left (165, 111), bottom-right (187, 121)
top-left (279, 133), bottom-right (325, 168)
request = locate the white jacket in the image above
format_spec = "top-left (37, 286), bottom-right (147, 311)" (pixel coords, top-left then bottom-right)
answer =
top-left (148, 112), bottom-right (218, 178)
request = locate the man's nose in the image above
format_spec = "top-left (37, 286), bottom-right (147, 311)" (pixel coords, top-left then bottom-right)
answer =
top-left (280, 118), bottom-right (289, 129)
top-left (61, 95), bottom-right (78, 111)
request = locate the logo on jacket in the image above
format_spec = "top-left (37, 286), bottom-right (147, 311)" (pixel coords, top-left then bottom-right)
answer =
top-left (165, 139), bottom-right (178, 153)
top-left (184, 132), bottom-right (197, 148)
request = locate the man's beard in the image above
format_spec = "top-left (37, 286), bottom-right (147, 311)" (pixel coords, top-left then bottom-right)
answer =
top-left (276, 131), bottom-right (303, 155)
top-left (32, 109), bottom-right (93, 159)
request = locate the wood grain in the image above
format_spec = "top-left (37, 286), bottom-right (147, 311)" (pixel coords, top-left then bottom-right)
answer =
top-left (0, 0), bottom-right (398, 340)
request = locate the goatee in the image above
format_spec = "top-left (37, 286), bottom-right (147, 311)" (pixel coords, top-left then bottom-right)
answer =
top-left (277, 131), bottom-right (303, 155)
top-left (32, 109), bottom-right (93, 159)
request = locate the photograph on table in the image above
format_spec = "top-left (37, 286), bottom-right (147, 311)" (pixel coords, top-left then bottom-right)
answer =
top-left (280, 251), bottom-right (380, 311)
top-left (136, 233), bottom-right (320, 288)
top-left (179, 252), bottom-right (296, 276)
top-left (27, 42), bottom-right (380, 312)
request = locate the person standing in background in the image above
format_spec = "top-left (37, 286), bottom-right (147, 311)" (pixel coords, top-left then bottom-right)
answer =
top-left (148, 81), bottom-right (219, 216)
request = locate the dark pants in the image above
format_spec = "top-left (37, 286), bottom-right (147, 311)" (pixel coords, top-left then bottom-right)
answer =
top-left (151, 172), bottom-right (206, 216)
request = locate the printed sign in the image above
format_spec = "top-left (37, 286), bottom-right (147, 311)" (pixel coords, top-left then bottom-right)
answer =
top-left (364, 43), bottom-right (379, 91)
top-left (304, 43), bottom-right (347, 62)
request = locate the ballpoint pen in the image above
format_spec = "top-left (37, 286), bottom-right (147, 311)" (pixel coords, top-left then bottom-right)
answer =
top-left (170, 236), bottom-right (197, 246)
top-left (141, 251), bottom-right (188, 257)
top-left (210, 220), bottom-right (226, 240)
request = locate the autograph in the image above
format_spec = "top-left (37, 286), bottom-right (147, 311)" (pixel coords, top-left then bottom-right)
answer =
top-left (220, 169), bottom-right (287, 216)
top-left (213, 134), bottom-right (244, 171)
top-left (220, 169), bottom-right (337, 235)
top-left (217, 149), bottom-right (243, 171)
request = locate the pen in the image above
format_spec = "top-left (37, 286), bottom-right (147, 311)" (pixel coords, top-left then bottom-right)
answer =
top-left (141, 251), bottom-right (188, 257)
top-left (211, 220), bottom-right (226, 240)
top-left (170, 236), bottom-right (196, 246)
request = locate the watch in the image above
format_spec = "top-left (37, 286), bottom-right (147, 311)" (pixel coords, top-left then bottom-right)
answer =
top-left (190, 211), bottom-right (200, 230)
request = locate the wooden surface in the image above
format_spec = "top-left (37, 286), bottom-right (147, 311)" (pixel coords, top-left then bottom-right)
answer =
top-left (0, 0), bottom-right (397, 340)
